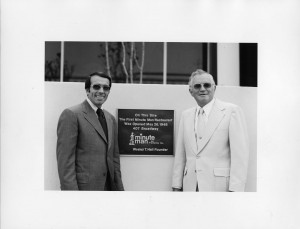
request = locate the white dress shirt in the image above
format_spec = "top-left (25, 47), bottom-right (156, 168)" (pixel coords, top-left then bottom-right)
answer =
top-left (86, 98), bottom-right (102, 114)
top-left (194, 98), bottom-right (215, 132)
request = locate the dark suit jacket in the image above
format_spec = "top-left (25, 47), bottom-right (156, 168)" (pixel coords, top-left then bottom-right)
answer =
top-left (56, 100), bottom-right (124, 191)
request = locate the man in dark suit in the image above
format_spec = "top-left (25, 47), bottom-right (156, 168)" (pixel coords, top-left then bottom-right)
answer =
top-left (56, 72), bottom-right (124, 191)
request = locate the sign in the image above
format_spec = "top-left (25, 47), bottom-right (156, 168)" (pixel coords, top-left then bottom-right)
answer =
top-left (118, 109), bottom-right (174, 155)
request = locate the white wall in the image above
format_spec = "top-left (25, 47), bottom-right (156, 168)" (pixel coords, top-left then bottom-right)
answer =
top-left (217, 43), bottom-right (240, 86)
top-left (45, 82), bottom-right (257, 191)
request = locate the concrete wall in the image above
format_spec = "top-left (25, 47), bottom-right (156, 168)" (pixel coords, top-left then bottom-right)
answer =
top-left (45, 82), bottom-right (257, 191)
top-left (217, 43), bottom-right (240, 86)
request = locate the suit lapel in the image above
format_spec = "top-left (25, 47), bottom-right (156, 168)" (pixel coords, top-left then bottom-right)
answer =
top-left (197, 99), bottom-right (225, 154)
top-left (82, 100), bottom-right (108, 143)
top-left (187, 107), bottom-right (198, 155)
top-left (103, 110), bottom-right (113, 149)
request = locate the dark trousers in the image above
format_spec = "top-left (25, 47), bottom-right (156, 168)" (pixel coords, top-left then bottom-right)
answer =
top-left (104, 171), bottom-right (111, 191)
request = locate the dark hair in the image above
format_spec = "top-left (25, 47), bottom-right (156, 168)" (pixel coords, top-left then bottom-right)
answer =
top-left (85, 72), bottom-right (112, 90)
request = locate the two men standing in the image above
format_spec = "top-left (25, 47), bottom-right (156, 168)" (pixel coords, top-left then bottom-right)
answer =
top-left (56, 69), bottom-right (249, 192)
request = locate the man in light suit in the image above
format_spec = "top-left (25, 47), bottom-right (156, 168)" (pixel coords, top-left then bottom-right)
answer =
top-left (172, 69), bottom-right (249, 192)
top-left (56, 72), bottom-right (124, 191)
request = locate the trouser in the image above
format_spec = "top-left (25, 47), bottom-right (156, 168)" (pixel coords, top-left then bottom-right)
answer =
top-left (104, 171), bottom-right (111, 191)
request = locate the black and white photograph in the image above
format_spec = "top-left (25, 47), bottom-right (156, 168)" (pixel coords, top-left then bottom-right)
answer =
top-left (2, 0), bottom-right (300, 228)
top-left (44, 41), bottom-right (257, 192)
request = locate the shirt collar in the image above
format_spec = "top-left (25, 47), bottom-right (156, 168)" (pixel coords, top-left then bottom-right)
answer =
top-left (197, 98), bottom-right (215, 117)
top-left (86, 98), bottom-right (100, 113)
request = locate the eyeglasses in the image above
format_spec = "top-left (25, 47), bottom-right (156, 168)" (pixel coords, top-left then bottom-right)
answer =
top-left (91, 84), bottom-right (111, 92)
top-left (193, 83), bottom-right (214, 90)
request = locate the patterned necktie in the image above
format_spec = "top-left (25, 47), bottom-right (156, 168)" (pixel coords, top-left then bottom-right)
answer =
top-left (96, 108), bottom-right (108, 140)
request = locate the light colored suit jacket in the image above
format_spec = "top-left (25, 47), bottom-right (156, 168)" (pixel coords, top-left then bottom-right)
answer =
top-left (172, 99), bottom-right (249, 192)
top-left (56, 100), bottom-right (124, 191)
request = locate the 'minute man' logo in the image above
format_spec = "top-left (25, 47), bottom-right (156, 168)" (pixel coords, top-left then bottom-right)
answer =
top-left (129, 132), bottom-right (155, 145)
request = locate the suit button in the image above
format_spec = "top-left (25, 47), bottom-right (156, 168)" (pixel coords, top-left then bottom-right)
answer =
top-left (103, 172), bottom-right (106, 176)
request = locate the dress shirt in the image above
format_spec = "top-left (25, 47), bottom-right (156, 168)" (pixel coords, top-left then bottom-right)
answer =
top-left (86, 98), bottom-right (101, 114)
top-left (194, 98), bottom-right (215, 131)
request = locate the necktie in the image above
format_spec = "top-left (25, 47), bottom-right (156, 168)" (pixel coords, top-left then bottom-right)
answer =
top-left (96, 109), bottom-right (110, 190)
top-left (197, 108), bottom-right (205, 140)
top-left (96, 108), bottom-right (108, 140)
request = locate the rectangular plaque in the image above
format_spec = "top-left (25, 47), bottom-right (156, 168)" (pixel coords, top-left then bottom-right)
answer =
top-left (118, 109), bottom-right (174, 155)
